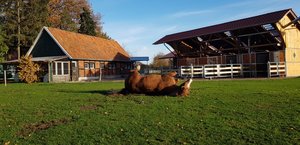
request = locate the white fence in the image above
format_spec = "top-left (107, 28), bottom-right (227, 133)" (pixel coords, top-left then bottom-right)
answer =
top-left (268, 62), bottom-right (286, 77)
top-left (180, 64), bottom-right (243, 78)
top-left (177, 62), bottom-right (285, 78)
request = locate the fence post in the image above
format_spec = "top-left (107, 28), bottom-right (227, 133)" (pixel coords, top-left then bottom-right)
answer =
top-left (240, 64), bottom-right (243, 77)
top-left (99, 67), bottom-right (102, 81)
top-left (231, 64), bottom-right (233, 78)
top-left (179, 66), bottom-right (182, 78)
top-left (4, 70), bottom-right (7, 86)
top-left (190, 64), bottom-right (194, 78)
top-left (202, 65), bottom-right (205, 78)
top-left (267, 61), bottom-right (270, 78)
top-left (276, 62), bottom-right (279, 76)
top-left (217, 64), bottom-right (220, 77)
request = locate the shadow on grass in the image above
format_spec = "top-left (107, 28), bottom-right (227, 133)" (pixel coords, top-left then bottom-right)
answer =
top-left (58, 89), bottom-right (123, 96)
top-left (58, 89), bottom-right (173, 97)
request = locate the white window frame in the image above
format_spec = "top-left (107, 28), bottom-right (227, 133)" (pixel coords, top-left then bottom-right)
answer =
top-left (53, 61), bottom-right (69, 76)
top-left (72, 61), bottom-right (77, 67)
top-left (84, 62), bottom-right (95, 70)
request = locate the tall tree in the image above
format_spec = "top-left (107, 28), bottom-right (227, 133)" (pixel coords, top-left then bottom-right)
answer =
top-left (92, 13), bottom-right (111, 39)
top-left (0, 26), bottom-right (8, 62)
top-left (0, 0), bottom-right (49, 60)
top-left (47, 0), bottom-right (90, 32)
top-left (78, 7), bottom-right (96, 36)
top-left (0, 0), bottom-right (111, 60)
top-left (151, 52), bottom-right (171, 67)
top-left (48, 0), bottom-right (110, 39)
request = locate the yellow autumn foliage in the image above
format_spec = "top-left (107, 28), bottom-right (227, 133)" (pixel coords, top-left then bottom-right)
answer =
top-left (18, 56), bottom-right (40, 84)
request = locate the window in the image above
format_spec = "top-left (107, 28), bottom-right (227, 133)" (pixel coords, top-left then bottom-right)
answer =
top-left (63, 63), bottom-right (68, 74)
top-left (52, 63), bottom-right (56, 75)
top-left (52, 62), bottom-right (69, 75)
top-left (125, 64), bottom-right (132, 69)
top-left (57, 63), bottom-right (62, 75)
top-left (100, 62), bottom-right (105, 69)
top-left (72, 61), bottom-right (77, 68)
top-left (90, 63), bottom-right (95, 69)
top-left (84, 63), bottom-right (89, 69)
top-left (108, 63), bottom-right (115, 70)
top-left (84, 62), bottom-right (95, 69)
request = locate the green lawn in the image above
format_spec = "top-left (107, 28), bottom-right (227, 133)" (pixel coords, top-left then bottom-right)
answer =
top-left (0, 78), bottom-right (299, 144)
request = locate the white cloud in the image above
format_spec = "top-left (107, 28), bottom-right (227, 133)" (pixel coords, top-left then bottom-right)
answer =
top-left (163, 25), bottom-right (178, 33)
top-left (170, 10), bottom-right (213, 18)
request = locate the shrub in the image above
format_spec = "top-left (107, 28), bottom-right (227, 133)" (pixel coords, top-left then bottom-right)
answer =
top-left (18, 56), bottom-right (40, 84)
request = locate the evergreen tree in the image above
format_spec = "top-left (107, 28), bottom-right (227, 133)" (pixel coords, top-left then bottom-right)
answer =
top-left (0, 0), bottom-right (49, 60)
top-left (78, 8), bottom-right (96, 36)
top-left (0, 26), bottom-right (8, 62)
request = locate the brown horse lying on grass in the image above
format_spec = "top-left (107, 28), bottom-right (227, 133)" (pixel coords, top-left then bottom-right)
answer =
top-left (121, 69), bottom-right (192, 96)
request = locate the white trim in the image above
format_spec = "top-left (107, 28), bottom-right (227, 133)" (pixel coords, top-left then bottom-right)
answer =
top-left (72, 61), bottom-right (77, 67)
top-left (44, 27), bottom-right (73, 59)
top-left (26, 27), bottom-right (46, 57)
top-left (52, 61), bottom-right (70, 76)
top-left (287, 9), bottom-right (297, 18)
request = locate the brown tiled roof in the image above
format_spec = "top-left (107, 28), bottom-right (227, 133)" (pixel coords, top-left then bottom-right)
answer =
top-left (154, 9), bottom-right (292, 44)
top-left (46, 27), bottom-right (130, 61)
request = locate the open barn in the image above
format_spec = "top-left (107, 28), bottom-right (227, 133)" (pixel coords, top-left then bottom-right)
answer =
top-left (154, 9), bottom-right (300, 78)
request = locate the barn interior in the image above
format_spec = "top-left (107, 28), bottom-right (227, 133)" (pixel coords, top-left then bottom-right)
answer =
top-left (154, 9), bottom-right (300, 77)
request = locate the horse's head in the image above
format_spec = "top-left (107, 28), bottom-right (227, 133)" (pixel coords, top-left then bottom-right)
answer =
top-left (177, 79), bottom-right (193, 96)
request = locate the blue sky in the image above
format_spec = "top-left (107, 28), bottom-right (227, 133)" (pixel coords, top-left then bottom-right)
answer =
top-left (89, 0), bottom-right (300, 62)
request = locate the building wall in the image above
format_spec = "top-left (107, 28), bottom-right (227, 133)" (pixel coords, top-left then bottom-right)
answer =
top-left (76, 60), bottom-right (132, 80)
top-left (277, 14), bottom-right (300, 77)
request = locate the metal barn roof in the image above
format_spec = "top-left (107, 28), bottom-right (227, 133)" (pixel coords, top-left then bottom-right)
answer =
top-left (154, 9), bottom-right (292, 44)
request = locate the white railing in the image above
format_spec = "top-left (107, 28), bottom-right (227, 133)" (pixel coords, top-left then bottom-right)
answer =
top-left (180, 64), bottom-right (243, 78)
top-left (204, 64), bottom-right (242, 78)
top-left (180, 65), bottom-right (203, 78)
top-left (268, 62), bottom-right (285, 77)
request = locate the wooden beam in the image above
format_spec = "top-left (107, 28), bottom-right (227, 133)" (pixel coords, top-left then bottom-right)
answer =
top-left (163, 43), bottom-right (175, 55)
top-left (221, 43), bottom-right (279, 51)
top-left (202, 31), bottom-right (271, 43)
top-left (215, 33), bottom-right (237, 47)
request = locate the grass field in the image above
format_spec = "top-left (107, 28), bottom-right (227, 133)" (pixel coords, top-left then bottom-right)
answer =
top-left (0, 78), bottom-right (299, 144)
